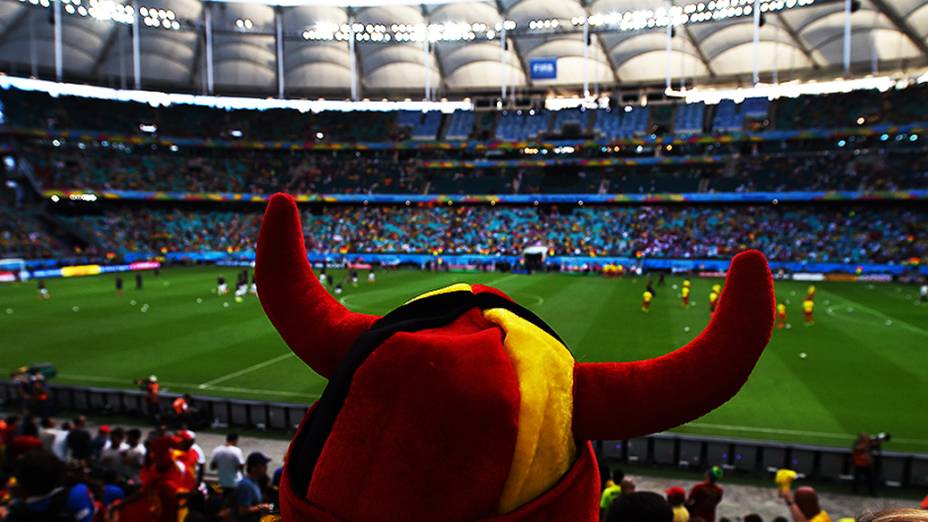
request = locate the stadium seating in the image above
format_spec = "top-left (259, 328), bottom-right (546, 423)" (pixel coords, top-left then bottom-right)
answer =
top-left (397, 111), bottom-right (442, 140)
top-left (63, 205), bottom-right (927, 264)
top-left (494, 110), bottom-right (550, 140)
top-left (551, 108), bottom-right (588, 136)
top-left (443, 110), bottom-right (475, 140)
top-left (673, 102), bottom-right (705, 134)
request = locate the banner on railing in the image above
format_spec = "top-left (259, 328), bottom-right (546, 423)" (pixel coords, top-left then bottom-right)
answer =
top-left (42, 188), bottom-right (928, 205)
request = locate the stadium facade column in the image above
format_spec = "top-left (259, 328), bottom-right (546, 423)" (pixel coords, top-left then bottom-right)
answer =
top-left (843, 0), bottom-right (852, 75)
top-left (664, 0), bottom-right (672, 92)
top-left (349, 15), bottom-right (358, 101)
top-left (53, 0), bottom-right (62, 82)
top-left (131, 0), bottom-right (141, 89)
top-left (205, 2), bottom-right (214, 95)
top-left (275, 7), bottom-right (284, 99)
top-left (500, 26), bottom-right (507, 101)
top-left (582, 16), bottom-right (590, 98)
top-left (752, 0), bottom-right (761, 85)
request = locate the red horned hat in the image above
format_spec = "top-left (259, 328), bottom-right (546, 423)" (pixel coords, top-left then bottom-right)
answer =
top-left (256, 194), bottom-right (775, 522)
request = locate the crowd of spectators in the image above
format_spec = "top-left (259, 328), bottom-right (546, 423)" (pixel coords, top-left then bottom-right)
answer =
top-left (0, 413), bottom-right (283, 521)
top-left (63, 204), bottom-right (927, 265)
top-left (598, 466), bottom-right (928, 522)
top-left (23, 142), bottom-right (928, 196)
top-left (0, 205), bottom-right (70, 259)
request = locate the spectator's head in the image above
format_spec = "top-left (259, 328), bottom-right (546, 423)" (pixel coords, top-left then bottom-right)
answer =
top-left (20, 416), bottom-right (39, 437)
top-left (40, 417), bottom-right (54, 429)
top-left (859, 509), bottom-right (928, 522)
top-left (246, 452), bottom-right (271, 477)
top-left (110, 427), bottom-right (126, 444)
top-left (665, 486), bottom-right (686, 507)
top-left (176, 429), bottom-right (195, 450)
top-left (60, 421), bottom-right (72, 431)
top-left (73, 416), bottom-right (86, 429)
top-left (98, 425), bottom-right (111, 437)
top-left (606, 491), bottom-right (673, 522)
top-left (127, 428), bottom-right (142, 445)
top-left (794, 486), bottom-right (822, 518)
top-left (744, 515), bottom-right (763, 522)
top-left (619, 478), bottom-right (636, 495)
top-left (102, 468), bottom-right (119, 485)
top-left (5, 415), bottom-right (19, 427)
top-left (611, 468), bottom-right (625, 485)
top-left (226, 432), bottom-right (239, 445)
top-left (14, 450), bottom-right (65, 497)
top-left (706, 465), bottom-right (723, 484)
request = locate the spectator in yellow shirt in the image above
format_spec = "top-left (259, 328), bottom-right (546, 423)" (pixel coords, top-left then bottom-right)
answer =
top-left (665, 486), bottom-right (689, 522)
top-left (781, 486), bottom-right (831, 522)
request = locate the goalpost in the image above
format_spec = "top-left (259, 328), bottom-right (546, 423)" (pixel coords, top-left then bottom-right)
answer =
top-left (0, 258), bottom-right (28, 282)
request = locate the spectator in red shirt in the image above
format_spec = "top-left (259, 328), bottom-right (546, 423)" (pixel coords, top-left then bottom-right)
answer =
top-left (687, 466), bottom-right (724, 522)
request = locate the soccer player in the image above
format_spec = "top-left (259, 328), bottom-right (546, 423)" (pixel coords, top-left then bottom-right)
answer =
top-left (776, 303), bottom-right (787, 329)
top-left (802, 297), bottom-right (815, 326)
top-left (135, 273), bottom-right (143, 290)
top-left (250, 273), bottom-right (257, 295)
top-left (36, 280), bottom-right (49, 300)
top-left (319, 268), bottom-right (327, 285)
top-left (234, 272), bottom-right (248, 302)
top-left (217, 276), bottom-right (228, 295)
top-left (709, 290), bottom-right (719, 314)
top-left (806, 284), bottom-right (816, 301)
top-left (641, 290), bottom-right (653, 313)
top-left (368, 268), bottom-right (376, 284)
top-left (712, 283), bottom-right (721, 295)
top-left (681, 283), bottom-right (691, 308)
top-left (334, 283), bottom-right (343, 296)
top-left (115, 276), bottom-right (124, 295)
top-left (920, 283), bottom-right (927, 304)
top-left (350, 269), bottom-right (359, 288)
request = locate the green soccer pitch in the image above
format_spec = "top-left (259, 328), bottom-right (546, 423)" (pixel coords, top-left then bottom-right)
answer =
top-left (1, 266), bottom-right (926, 452)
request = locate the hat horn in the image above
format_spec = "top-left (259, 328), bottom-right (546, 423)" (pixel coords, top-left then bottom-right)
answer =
top-left (572, 250), bottom-right (775, 441)
top-left (256, 193), bottom-right (379, 379)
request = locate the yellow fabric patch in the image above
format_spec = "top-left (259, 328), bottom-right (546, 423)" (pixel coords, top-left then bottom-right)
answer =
top-left (405, 283), bottom-right (473, 304)
top-left (483, 308), bottom-right (577, 514)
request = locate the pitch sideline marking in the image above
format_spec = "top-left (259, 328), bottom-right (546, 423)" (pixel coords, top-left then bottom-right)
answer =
top-left (198, 352), bottom-right (294, 388)
top-left (686, 422), bottom-right (928, 446)
top-left (57, 372), bottom-right (317, 399)
top-left (821, 290), bottom-right (928, 338)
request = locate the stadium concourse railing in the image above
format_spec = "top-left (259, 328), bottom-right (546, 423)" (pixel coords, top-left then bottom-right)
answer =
top-left (2, 382), bottom-right (926, 490)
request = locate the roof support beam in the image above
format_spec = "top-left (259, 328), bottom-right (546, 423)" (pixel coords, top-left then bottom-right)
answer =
top-left (776, 13), bottom-right (821, 69)
top-left (92, 26), bottom-right (119, 77)
top-left (684, 25), bottom-right (716, 77)
top-left (0, 6), bottom-right (31, 49)
top-left (189, 24), bottom-right (203, 90)
top-left (868, 0), bottom-right (928, 59)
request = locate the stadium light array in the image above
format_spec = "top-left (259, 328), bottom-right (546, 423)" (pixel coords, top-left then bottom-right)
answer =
top-left (302, 20), bottom-right (509, 43)
top-left (17, 0), bottom-right (180, 31)
top-left (569, 0), bottom-right (816, 32)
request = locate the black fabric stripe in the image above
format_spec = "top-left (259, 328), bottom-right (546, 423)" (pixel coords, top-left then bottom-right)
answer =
top-left (287, 290), bottom-right (566, 498)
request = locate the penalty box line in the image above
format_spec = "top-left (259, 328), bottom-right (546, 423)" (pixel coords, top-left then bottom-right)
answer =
top-left (199, 352), bottom-right (295, 389)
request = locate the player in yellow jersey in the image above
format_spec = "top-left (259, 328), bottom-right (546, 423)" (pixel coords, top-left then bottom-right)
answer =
top-left (776, 303), bottom-right (787, 329)
top-left (642, 290), bottom-right (653, 312)
top-left (807, 284), bottom-right (816, 301)
top-left (709, 291), bottom-right (719, 314)
top-left (802, 298), bottom-right (815, 325)
top-left (681, 285), bottom-right (691, 307)
top-left (712, 283), bottom-right (721, 294)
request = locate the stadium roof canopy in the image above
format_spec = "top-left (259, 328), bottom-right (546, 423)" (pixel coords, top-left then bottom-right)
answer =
top-left (0, 0), bottom-right (926, 99)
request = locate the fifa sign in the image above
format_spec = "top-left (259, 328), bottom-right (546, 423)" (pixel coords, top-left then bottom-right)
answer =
top-left (529, 57), bottom-right (557, 80)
